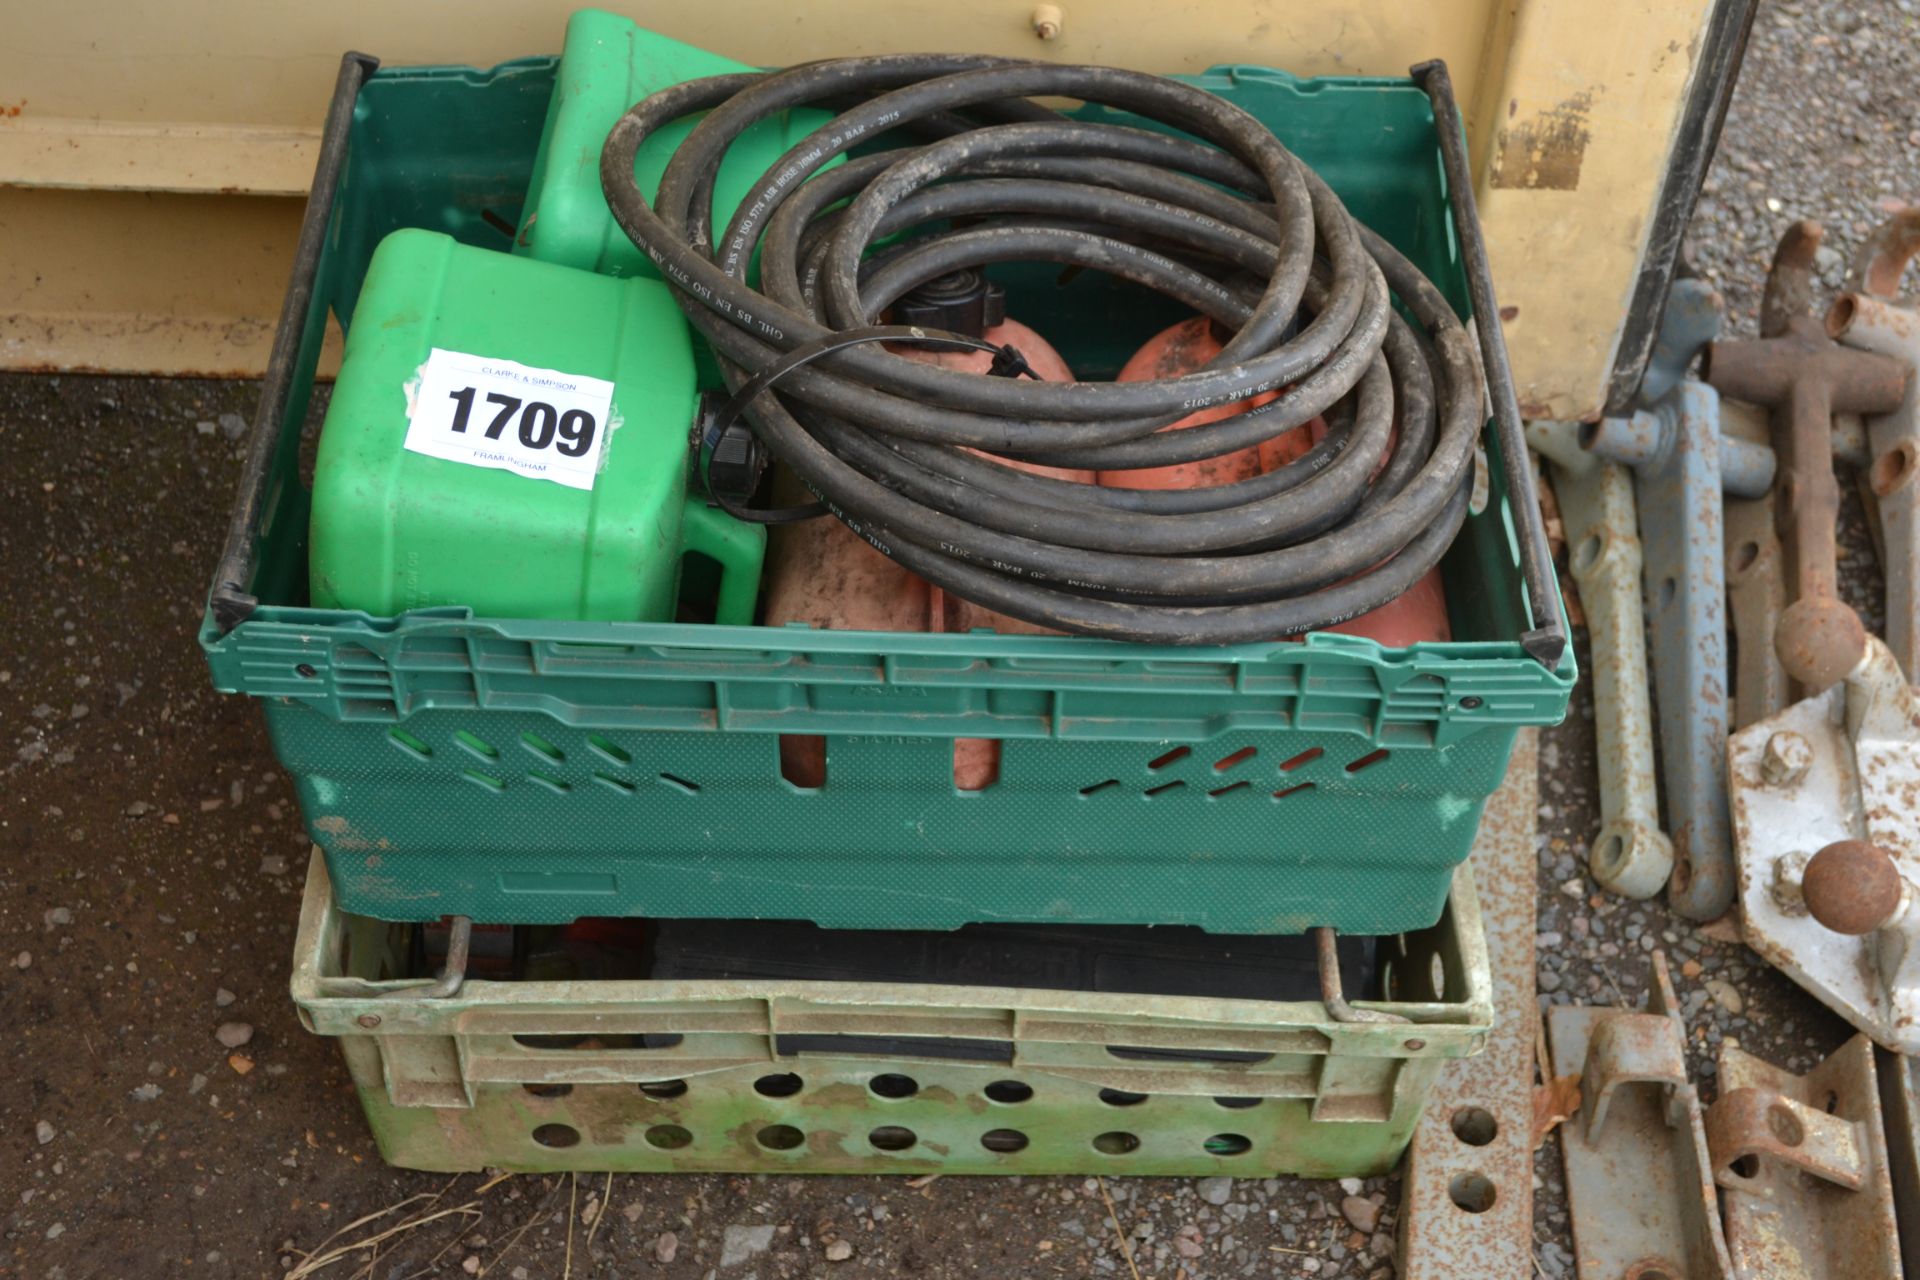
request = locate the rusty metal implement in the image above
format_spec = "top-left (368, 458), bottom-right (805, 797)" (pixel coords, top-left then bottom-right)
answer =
top-left (1527, 422), bottom-right (1670, 898)
top-left (1829, 207), bottom-right (1920, 681)
top-left (1706, 220), bottom-right (1906, 694)
top-left (1706, 1035), bottom-right (1898, 1280)
top-left (1548, 952), bottom-right (1733, 1280)
top-left (1729, 635), bottom-right (1920, 1051)
top-left (1583, 280), bottom-right (1774, 920)
top-left (1722, 398), bottom-right (1793, 730)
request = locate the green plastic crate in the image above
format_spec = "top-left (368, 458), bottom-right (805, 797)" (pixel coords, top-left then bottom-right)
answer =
top-left (203, 53), bottom-right (1573, 935)
top-left (291, 850), bottom-right (1492, 1177)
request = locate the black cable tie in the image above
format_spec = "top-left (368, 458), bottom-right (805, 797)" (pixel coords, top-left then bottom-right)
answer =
top-left (988, 343), bottom-right (1038, 380)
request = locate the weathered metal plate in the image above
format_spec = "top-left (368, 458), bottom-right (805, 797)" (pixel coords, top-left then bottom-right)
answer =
top-left (1397, 729), bottom-right (1534, 1278)
top-left (1730, 637), bottom-right (1920, 1051)
top-left (1711, 1036), bottom-right (1899, 1280)
top-left (1548, 953), bottom-right (1734, 1280)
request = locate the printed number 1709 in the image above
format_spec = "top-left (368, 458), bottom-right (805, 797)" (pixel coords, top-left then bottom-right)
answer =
top-left (445, 388), bottom-right (597, 458)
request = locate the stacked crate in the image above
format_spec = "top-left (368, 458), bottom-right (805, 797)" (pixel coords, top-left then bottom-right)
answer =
top-left (206, 15), bottom-right (1570, 1175)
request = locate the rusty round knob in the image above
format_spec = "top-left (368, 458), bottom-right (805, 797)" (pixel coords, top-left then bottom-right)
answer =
top-left (1775, 596), bottom-right (1869, 690)
top-left (1802, 840), bottom-right (1903, 936)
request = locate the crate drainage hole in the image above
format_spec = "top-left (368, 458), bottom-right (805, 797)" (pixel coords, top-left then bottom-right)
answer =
top-left (1272, 782), bottom-right (1315, 801)
top-left (754, 1073), bottom-right (804, 1098)
top-left (1346, 748), bottom-right (1390, 773)
top-left (528, 773), bottom-right (570, 795)
top-left (1447, 1172), bottom-right (1497, 1213)
top-left (520, 732), bottom-right (564, 763)
top-left (587, 734), bottom-right (631, 765)
top-left (1143, 780), bottom-right (1185, 798)
top-left (1079, 780), bottom-right (1120, 796)
top-left (658, 773), bottom-right (700, 795)
top-left (1213, 746), bottom-right (1257, 771)
top-left (1450, 1106), bottom-right (1497, 1146)
top-left (644, 1124), bottom-right (693, 1150)
top-left (1213, 1097), bottom-right (1262, 1110)
top-left (868, 1126), bottom-right (917, 1152)
top-left (1093, 1131), bottom-right (1141, 1155)
top-left (1147, 745), bottom-right (1191, 770)
top-left (869, 1073), bottom-right (919, 1099)
top-left (1208, 781), bottom-right (1250, 798)
top-left (388, 729), bottom-right (432, 759)
top-left (454, 730), bottom-right (499, 760)
top-left (1278, 747), bottom-right (1324, 773)
top-left (1204, 1133), bottom-right (1252, 1156)
top-left (639, 1080), bottom-right (688, 1100)
top-left (462, 770), bottom-right (506, 793)
top-left (984, 1081), bottom-right (1033, 1104)
top-left (1098, 1089), bottom-right (1148, 1107)
top-left (522, 1082), bottom-right (573, 1099)
top-left (757, 1124), bottom-right (805, 1151)
top-left (981, 1129), bottom-right (1030, 1153)
top-left (594, 773), bottom-right (636, 794)
top-left (532, 1124), bottom-right (580, 1149)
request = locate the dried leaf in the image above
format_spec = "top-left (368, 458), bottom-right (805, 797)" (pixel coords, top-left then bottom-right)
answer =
top-left (1532, 1073), bottom-right (1583, 1149)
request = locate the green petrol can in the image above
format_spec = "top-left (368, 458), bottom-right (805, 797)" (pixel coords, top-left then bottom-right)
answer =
top-left (515, 9), bottom-right (833, 281)
top-left (308, 228), bottom-right (764, 624)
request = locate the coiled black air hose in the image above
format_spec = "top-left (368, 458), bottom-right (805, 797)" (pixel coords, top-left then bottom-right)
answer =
top-left (599, 55), bottom-right (1481, 644)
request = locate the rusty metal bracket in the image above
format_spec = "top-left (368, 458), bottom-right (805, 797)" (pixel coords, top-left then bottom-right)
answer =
top-left (1730, 635), bottom-right (1920, 1051)
top-left (1828, 208), bottom-right (1920, 682)
top-left (1527, 421), bottom-right (1671, 898)
top-left (1707, 1036), bottom-right (1899, 1280)
top-left (1706, 1085), bottom-right (1865, 1191)
top-left (1584, 280), bottom-right (1772, 920)
top-left (1548, 952), bottom-right (1734, 1280)
top-left (1399, 731), bottom-right (1536, 1279)
top-left (1705, 220), bottom-right (1906, 696)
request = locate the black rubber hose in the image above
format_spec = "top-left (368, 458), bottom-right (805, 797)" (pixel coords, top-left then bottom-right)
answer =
top-left (599, 57), bottom-right (1481, 644)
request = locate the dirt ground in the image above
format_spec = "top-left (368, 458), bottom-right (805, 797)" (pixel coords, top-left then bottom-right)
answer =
top-left (3, 0), bottom-right (1915, 1275)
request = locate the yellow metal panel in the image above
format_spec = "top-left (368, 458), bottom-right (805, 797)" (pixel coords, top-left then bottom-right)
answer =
top-left (0, 188), bottom-right (341, 375)
top-left (0, 0), bottom-right (1719, 418)
top-left (0, 118), bottom-right (319, 196)
top-left (5, 2), bottom-right (1499, 124)
top-left (1474, 0), bottom-right (1720, 420)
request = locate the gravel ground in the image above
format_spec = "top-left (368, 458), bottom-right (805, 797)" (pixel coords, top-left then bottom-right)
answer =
top-left (4, 1), bottom-right (1916, 1275)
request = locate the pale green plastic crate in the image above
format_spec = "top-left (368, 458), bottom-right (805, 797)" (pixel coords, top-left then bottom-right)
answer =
top-left (292, 851), bottom-right (1491, 1177)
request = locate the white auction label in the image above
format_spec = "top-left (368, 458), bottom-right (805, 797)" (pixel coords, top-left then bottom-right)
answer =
top-left (404, 348), bottom-right (616, 491)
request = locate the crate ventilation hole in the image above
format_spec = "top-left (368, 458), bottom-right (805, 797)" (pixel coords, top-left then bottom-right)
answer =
top-left (386, 728), bottom-right (700, 796)
top-left (1079, 743), bottom-right (1389, 798)
top-left (516, 1072), bottom-right (1270, 1156)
